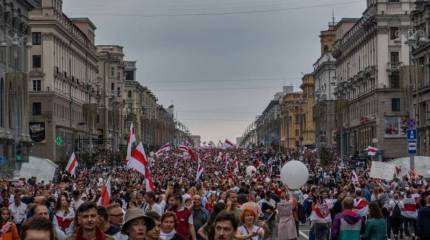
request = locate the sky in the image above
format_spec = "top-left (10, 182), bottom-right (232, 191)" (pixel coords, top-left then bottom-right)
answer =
top-left (63, 0), bottom-right (366, 144)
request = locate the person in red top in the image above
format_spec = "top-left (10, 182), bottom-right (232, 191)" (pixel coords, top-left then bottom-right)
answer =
top-left (167, 194), bottom-right (196, 240)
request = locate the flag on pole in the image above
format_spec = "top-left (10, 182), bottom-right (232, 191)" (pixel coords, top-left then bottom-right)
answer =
top-left (98, 177), bottom-right (112, 207)
top-left (351, 170), bottom-right (359, 185)
top-left (129, 143), bottom-right (148, 175)
top-left (145, 167), bottom-right (155, 192)
top-left (224, 139), bottom-right (235, 148)
top-left (155, 143), bottom-right (171, 157)
top-left (126, 123), bottom-right (136, 163)
top-left (232, 158), bottom-right (239, 174)
top-left (65, 152), bottom-right (78, 176)
top-left (366, 146), bottom-right (378, 156)
top-left (196, 160), bottom-right (204, 182)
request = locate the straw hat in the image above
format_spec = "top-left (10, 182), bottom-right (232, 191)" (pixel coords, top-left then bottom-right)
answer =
top-left (121, 208), bottom-right (152, 234)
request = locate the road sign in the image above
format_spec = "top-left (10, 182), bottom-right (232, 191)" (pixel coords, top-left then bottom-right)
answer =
top-left (407, 129), bottom-right (417, 142)
top-left (408, 141), bottom-right (417, 155)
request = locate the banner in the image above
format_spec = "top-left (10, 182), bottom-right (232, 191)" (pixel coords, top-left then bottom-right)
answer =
top-left (369, 161), bottom-right (396, 180)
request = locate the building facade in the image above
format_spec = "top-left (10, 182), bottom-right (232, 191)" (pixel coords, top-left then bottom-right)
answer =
top-left (96, 45), bottom-right (125, 154)
top-left (28, 0), bottom-right (99, 163)
top-left (334, 0), bottom-right (414, 159)
top-left (280, 92), bottom-right (303, 150)
top-left (300, 74), bottom-right (316, 147)
top-left (314, 24), bottom-right (337, 148)
top-left (0, 0), bottom-right (37, 174)
top-left (409, 1), bottom-right (430, 156)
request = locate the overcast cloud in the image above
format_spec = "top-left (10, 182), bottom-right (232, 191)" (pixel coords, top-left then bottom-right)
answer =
top-left (64, 0), bottom-right (366, 143)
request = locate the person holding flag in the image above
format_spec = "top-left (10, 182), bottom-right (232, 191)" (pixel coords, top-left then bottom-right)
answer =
top-left (65, 152), bottom-right (78, 176)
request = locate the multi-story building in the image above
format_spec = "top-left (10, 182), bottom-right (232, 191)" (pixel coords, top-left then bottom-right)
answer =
top-left (124, 63), bottom-right (145, 143)
top-left (96, 45), bottom-right (125, 154)
top-left (334, 0), bottom-right (414, 159)
top-left (154, 105), bottom-right (175, 147)
top-left (28, 0), bottom-right (99, 163)
top-left (239, 122), bottom-right (257, 148)
top-left (280, 92), bottom-right (303, 150)
top-left (409, 0), bottom-right (430, 156)
top-left (174, 121), bottom-right (191, 146)
top-left (313, 23), bottom-right (337, 148)
top-left (141, 87), bottom-right (158, 149)
top-left (301, 74), bottom-right (316, 147)
top-left (0, 0), bottom-right (37, 174)
top-left (190, 135), bottom-right (201, 148)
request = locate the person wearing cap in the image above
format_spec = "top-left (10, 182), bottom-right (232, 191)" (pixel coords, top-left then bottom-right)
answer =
top-left (121, 208), bottom-right (154, 240)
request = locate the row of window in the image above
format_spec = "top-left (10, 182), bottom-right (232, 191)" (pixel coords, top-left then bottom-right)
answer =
top-left (348, 98), bottom-right (401, 121)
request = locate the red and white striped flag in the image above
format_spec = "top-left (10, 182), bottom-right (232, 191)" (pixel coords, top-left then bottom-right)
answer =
top-left (155, 143), bottom-right (171, 157)
top-left (402, 197), bottom-right (418, 219)
top-left (145, 167), bottom-right (156, 192)
top-left (351, 170), bottom-right (359, 185)
top-left (126, 123), bottom-right (136, 163)
top-left (98, 177), bottom-right (112, 207)
top-left (232, 158), bottom-right (239, 174)
top-left (353, 198), bottom-right (369, 217)
top-left (178, 145), bottom-right (198, 161)
top-left (367, 146), bottom-right (378, 156)
top-left (65, 152), bottom-right (78, 176)
top-left (224, 139), bottom-right (235, 148)
top-left (196, 160), bottom-right (204, 182)
top-left (128, 143), bottom-right (148, 175)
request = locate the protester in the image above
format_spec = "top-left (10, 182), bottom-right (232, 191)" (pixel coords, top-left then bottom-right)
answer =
top-left (145, 211), bottom-right (162, 240)
top-left (121, 208), bottom-right (153, 240)
top-left (362, 201), bottom-right (387, 240)
top-left (54, 193), bottom-right (75, 234)
top-left (330, 197), bottom-right (363, 240)
top-left (0, 207), bottom-right (19, 240)
top-left (210, 212), bottom-right (238, 240)
top-left (68, 201), bottom-right (113, 240)
top-left (277, 191), bottom-right (297, 240)
top-left (8, 189), bottom-right (27, 232)
top-left (417, 195), bottom-right (430, 240)
top-left (34, 204), bottom-right (67, 240)
top-left (160, 212), bottom-right (183, 240)
top-left (236, 208), bottom-right (266, 240)
top-left (21, 216), bottom-right (54, 240)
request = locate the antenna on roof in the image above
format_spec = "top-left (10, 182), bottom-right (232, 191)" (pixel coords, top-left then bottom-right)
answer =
top-left (332, 9), bottom-right (336, 25)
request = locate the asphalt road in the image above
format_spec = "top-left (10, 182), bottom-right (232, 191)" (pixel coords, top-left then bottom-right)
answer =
top-left (298, 223), bottom-right (311, 240)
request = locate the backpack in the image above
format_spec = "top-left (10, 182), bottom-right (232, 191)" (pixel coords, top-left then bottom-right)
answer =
top-left (392, 202), bottom-right (402, 219)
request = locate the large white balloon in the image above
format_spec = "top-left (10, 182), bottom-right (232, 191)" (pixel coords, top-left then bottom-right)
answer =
top-left (246, 165), bottom-right (257, 176)
top-left (280, 160), bottom-right (309, 189)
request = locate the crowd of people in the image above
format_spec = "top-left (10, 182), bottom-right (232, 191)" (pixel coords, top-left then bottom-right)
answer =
top-left (0, 146), bottom-right (430, 240)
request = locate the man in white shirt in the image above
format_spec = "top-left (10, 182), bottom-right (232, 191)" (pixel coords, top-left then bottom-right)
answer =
top-left (8, 190), bottom-right (27, 231)
top-left (143, 192), bottom-right (163, 216)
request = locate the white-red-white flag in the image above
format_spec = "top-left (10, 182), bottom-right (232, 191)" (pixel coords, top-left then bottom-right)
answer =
top-left (98, 177), bottom-right (112, 207)
top-left (129, 143), bottom-right (148, 175)
top-left (65, 152), bottom-right (78, 176)
top-left (232, 158), bottom-right (239, 174)
top-left (145, 167), bottom-right (156, 192)
top-left (196, 160), bottom-right (204, 182)
top-left (155, 143), bottom-right (171, 157)
top-left (367, 146), bottom-right (378, 156)
top-left (351, 170), bottom-right (359, 185)
top-left (126, 123), bottom-right (137, 163)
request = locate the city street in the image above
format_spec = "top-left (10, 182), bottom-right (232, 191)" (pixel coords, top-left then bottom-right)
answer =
top-left (2, 1), bottom-right (430, 240)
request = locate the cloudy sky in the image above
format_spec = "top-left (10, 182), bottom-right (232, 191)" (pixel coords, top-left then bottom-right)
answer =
top-left (64, 0), bottom-right (366, 143)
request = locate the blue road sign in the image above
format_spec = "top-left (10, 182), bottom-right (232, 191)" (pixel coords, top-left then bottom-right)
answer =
top-left (408, 141), bottom-right (417, 155)
top-left (407, 129), bottom-right (417, 142)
